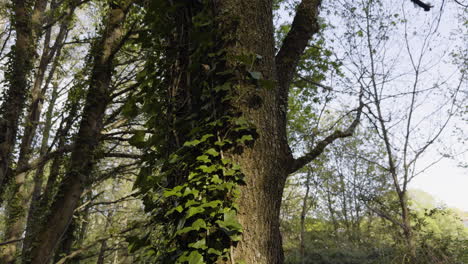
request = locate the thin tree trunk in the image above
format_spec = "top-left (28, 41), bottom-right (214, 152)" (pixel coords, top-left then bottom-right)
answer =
top-left (22, 59), bottom-right (62, 258)
top-left (300, 171), bottom-right (312, 264)
top-left (0, 0), bottom-right (47, 201)
top-left (0, 1), bottom-right (49, 261)
top-left (25, 2), bottom-right (133, 263)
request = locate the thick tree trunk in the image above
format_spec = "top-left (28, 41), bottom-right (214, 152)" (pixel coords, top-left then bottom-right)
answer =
top-left (210, 1), bottom-right (292, 263)
top-left (154, 0), bottom-right (324, 262)
top-left (24, 2), bottom-right (132, 263)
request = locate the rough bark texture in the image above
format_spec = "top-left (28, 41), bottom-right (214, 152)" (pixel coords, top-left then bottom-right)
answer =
top-left (0, 0), bottom-right (43, 201)
top-left (24, 2), bottom-right (132, 263)
top-left (156, 0), bottom-right (324, 262)
top-left (0, 0), bottom-right (48, 262)
top-left (213, 1), bottom-right (325, 262)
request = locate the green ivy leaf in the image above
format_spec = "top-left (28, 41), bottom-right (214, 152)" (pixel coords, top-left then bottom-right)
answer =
top-left (248, 71), bottom-right (262, 80)
top-left (189, 238), bottom-right (207, 250)
top-left (166, 205), bottom-right (183, 216)
top-left (163, 185), bottom-right (184, 197)
top-left (198, 165), bottom-right (217, 173)
top-left (207, 248), bottom-right (222, 255)
top-left (186, 206), bottom-right (205, 218)
top-left (184, 139), bottom-right (201, 147)
top-left (186, 251), bottom-right (204, 264)
top-left (129, 130), bottom-right (146, 148)
top-left (196, 155), bottom-right (211, 163)
top-left (205, 148), bottom-right (219, 157)
top-left (236, 134), bottom-right (253, 144)
top-left (202, 200), bottom-right (222, 208)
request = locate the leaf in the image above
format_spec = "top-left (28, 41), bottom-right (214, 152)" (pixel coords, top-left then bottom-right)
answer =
top-left (198, 165), bottom-right (217, 173)
top-left (237, 134), bottom-right (253, 144)
top-left (207, 248), bottom-right (222, 256)
top-left (215, 209), bottom-right (243, 235)
top-left (196, 155), bottom-right (211, 163)
top-left (248, 71), bottom-right (262, 80)
top-left (166, 205), bottom-right (184, 216)
top-left (205, 148), bottom-right (219, 157)
top-left (129, 130), bottom-right (146, 148)
top-left (163, 185), bottom-right (184, 197)
top-left (176, 219), bottom-right (206, 235)
top-left (202, 200), bottom-right (222, 208)
top-left (184, 139), bottom-right (201, 147)
top-left (186, 206), bottom-right (205, 218)
top-left (189, 238), bottom-right (207, 249)
top-left (186, 251), bottom-right (204, 264)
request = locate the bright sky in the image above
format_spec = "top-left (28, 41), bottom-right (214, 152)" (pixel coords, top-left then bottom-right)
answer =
top-left (411, 137), bottom-right (468, 211)
top-left (279, 1), bottom-right (467, 212)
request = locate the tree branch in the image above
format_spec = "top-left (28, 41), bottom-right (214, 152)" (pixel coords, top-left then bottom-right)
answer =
top-left (14, 145), bottom-right (73, 175)
top-left (410, 0), bottom-right (433, 11)
top-left (0, 238), bottom-right (23, 247)
top-left (276, 0), bottom-right (322, 94)
top-left (289, 100), bottom-right (364, 174)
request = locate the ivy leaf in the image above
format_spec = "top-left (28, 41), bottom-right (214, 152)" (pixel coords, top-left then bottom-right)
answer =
top-left (202, 200), bottom-right (222, 208)
top-left (198, 165), bottom-right (217, 173)
top-left (186, 206), bottom-right (205, 218)
top-left (166, 205), bottom-right (183, 216)
top-left (215, 209), bottom-right (242, 236)
top-left (237, 134), bottom-right (253, 144)
top-left (163, 185), bottom-right (184, 197)
top-left (176, 219), bottom-right (207, 235)
top-left (207, 248), bottom-right (222, 256)
top-left (186, 251), bottom-right (204, 264)
top-left (200, 133), bottom-right (214, 142)
top-left (196, 155), bottom-right (211, 163)
top-left (129, 130), bottom-right (146, 148)
top-left (248, 71), bottom-right (262, 80)
top-left (168, 154), bottom-right (180, 164)
top-left (189, 238), bottom-right (207, 250)
top-left (211, 174), bottom-right (223, 184)
top-left (205, 148), bottom-right (219, 157)
top-left (184, 139), bottom-right (201, 147)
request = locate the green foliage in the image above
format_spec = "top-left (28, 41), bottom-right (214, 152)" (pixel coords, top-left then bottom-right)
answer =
top-left (127, 1), bottom-right (261, 262)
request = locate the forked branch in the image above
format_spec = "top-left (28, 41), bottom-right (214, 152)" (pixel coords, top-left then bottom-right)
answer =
top-left (289, 99), bottom-right (364, 174)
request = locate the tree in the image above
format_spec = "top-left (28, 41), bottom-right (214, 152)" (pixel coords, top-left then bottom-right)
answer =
top-left (23, 1), bottom-right (135, 262)
top-left (129, 0), bottom-right (364, 263)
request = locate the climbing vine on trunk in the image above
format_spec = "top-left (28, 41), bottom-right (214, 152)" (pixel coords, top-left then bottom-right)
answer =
top-left (129, 1), bottom-right (266, 262)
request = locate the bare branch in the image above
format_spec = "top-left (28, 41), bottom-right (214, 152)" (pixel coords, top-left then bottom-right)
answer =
top-left (13, 145), bottom-right (74, 175)
top-left (410, 0), bottom-right (433, 11)
top-left (0, 238), bottom-right (23, 247)
top-left (289, 100), bottom-right (364, 174)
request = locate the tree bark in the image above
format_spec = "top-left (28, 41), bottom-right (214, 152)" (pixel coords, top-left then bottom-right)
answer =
top-left (24, 2), bottom-right (133, 263)
top-left (0, 0), bottom-right (47, 201)
top-left (153, 0), bottom-right (344, 262)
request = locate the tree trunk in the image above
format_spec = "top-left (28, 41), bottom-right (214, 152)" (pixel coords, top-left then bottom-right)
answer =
top-left (24, 2), bottom-right (132, 263)
top-left (300, 172), bottom-right (312, 264)
top-left (0, 0), bottom-right (47, 200)
top-left (209, 2), bottom-right (291, 262)
top-left (145, 0), bottom-right (325, 262)
top-left (0, 5), bottom-right (70, 259)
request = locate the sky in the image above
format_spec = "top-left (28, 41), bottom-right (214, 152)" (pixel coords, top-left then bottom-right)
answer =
top-left (279, 0), bottom-right (467, 212)
top-left (411, 139), bottom-right (468, 211)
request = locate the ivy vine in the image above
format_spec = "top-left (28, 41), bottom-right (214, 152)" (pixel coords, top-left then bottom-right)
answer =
top-left (126, 1), bottom-right (261, 263)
